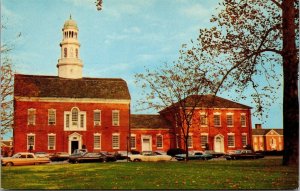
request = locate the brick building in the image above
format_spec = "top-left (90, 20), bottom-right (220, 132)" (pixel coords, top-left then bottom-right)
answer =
top-left (252, 124), bottom-right (283, 151)
top-left (13, 17), bottom-right (253, 154)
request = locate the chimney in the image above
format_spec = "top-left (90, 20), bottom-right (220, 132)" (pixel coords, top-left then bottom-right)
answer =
top-left (255, 124), bottom-right (262, 129)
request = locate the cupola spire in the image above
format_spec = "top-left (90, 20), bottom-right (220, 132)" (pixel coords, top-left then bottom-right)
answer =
top-left (57, 16), bottom-right (83, 79)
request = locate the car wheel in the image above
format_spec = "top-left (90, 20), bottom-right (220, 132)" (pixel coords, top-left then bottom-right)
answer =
top-left (74, 160), bottom-right (79, 164)
top-left (6, 162), bottom-right (13, 166)
top-left (34, 162), bottom-right (40, 165)
top-left (133, 159), bottom-right (141, 162)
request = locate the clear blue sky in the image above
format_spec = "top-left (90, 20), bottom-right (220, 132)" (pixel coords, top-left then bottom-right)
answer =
top-left (1, 0), bottom-right (282, 139)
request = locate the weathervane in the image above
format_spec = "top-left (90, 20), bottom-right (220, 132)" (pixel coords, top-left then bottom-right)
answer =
top-left (96, 0), bottom-right (103, 11)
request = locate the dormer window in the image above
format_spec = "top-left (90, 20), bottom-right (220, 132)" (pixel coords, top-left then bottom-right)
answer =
top-left (64, 107), bottom-right (86, 131)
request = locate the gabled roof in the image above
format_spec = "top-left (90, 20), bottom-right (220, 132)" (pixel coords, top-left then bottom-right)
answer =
top-left (160, 94), bottom-right (251, 113)
top-left (252, 129), bottom-right (283, 135)
top-left (14, 74), bottom-right (131, 100)
top-left (130, 114), bottom-right (171, 129)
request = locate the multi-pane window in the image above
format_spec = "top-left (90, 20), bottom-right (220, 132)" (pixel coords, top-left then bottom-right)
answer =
top-left (201, 135), bottom-right (208, 148)
top-left (48, 109), bottom-right (56, 125)
top-left (94, 134), bottom-right (101, 149)
top-left (200, 114), bottom-right (207, 126)
top-left (64, 108), bottom-right (86, 130)
top-left (226, 114), bottom-right (233, 127)
top-left (80, 114), bottom-right (85, 128)
top-left (187, 135), bottom-right (193, 148)
top-left (27, 109), bottom-right (36, 125)
top-left (213, 114), bottom-right (221, 126)
top-left (72, 108), bottom-right (79, 126)
top-left (48, 134), bottom-right (56, 150)
top-left (94, 110), bottom-right (101, 126)
top-left (228, 134), bottom-right (235, 147)
top-left (156, 135), bottom-right (163, 148)
top-left (130, 135), bottom-right (136, 149)
top-left (66, 114), bottom-right (70, 128)
top-left (27, 134), bottom-right (35, 150)
top-left (112, 110), bottom-right (120, 126)
top-left (241, 114), bottom-right (246, 127)
top-left (242, 134), bottom-right (247, 147)
top-left (112, 134), bottom-right (119, 149)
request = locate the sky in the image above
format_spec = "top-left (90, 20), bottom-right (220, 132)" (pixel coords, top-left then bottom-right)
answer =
top-left (1, 0), bottom-right (283, 139)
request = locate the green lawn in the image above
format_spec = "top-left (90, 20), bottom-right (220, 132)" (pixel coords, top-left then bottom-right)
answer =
top-left (1, 157), bottom-right (298, 190)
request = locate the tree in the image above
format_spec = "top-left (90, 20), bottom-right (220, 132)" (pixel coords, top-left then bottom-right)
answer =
top-left (191, 0), bottom-right (298, 166)
top-left (0, 58), bottom-right (14, 136)
top-left (1, 19), bottom-right (19, 137)
top-left (135, 48), bottom-right (215, 161)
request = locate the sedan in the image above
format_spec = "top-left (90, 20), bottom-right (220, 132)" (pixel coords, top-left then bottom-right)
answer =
top-left (225, 150), bottom-right (264, 160)
top-left (1, 152), bottom-right (50, 166)
top-left (129, 151), bottom-right (173, 162)
top-left (49, 152), bottom-right (70, 161)
top-left (175, 152), bottom-right (213, 161)
top-left (69, 152), bottom-right (105, 163)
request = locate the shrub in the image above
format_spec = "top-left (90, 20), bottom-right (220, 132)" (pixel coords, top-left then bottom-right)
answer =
top-left (167, 148), bottom-right (186, 156)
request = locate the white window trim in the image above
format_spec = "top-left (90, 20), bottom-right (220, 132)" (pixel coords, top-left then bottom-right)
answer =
top-left (242, 133), bottom-right (247, 147)
top-left (48, 133), bottom-right (56, 150)
top-left (112, 133), bottom-right (120, 149)
top-left (130, 134), bottom-right (136, 149)
top-left (112, 110), bottom-right (120, 126)
top-left (27, 108), bottom-right (36, 125)
top-left (227, 133), bottom-right (235, 148)
top-left (241, 113), bottom-right (246, 127)
top-left (93, 133), bottom-right (101, 150)
top-left (94, 110), bottom-right (101, 126)
top-left (64, 108), bottom-right (86, 131)
top-left (156, 134), bottom-right (163, 149)
top-left (200, 112), bottom-right (208, 127)
top-left (213, 114), bottom-right (221, 127)
top-left (48, 109), bottom-right (56, 125)
top-left (200, 134), bottom-right (209, 148)
top-left (27, 133), bottom-right (35, 150)
top-left (226, 114), bottom-right (234, 127)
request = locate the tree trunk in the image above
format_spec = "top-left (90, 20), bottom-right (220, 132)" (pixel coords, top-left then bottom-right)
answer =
top-left (185, 136), bottom-right (189, 162)
top-left (281, 0), bottom-right (299, 167)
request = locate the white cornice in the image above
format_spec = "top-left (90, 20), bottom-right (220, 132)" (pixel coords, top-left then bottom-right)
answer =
top-left (15, 96), bottom-right (131, 104)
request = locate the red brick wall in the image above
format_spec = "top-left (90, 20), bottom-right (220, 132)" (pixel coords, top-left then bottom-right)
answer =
top-left (160, 108), bottom-right (252, 153)
top-left (13, 100), bottom-right (130, 153)
top-left (130, 129), bottom-right (174, 152)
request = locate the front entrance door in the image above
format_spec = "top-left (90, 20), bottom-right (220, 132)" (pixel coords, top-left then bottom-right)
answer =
top-left (214, 135), bottom-right (224, 153)
top-left (142, 136), bottom-right (152, 151)
top-left (68, 132), bottom-right (82, 154)
top-left (71, 141), bottom-right (79, 154)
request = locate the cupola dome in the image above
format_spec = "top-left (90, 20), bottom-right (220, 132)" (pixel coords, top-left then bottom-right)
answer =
top-left (63, 15), bottom-right (78, 30)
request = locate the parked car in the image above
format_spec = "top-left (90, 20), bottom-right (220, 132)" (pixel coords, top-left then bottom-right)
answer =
top-left (100, 152), bottom-right (117, 162)
top-left (49, 152), bottom-right (70, 161)
top-left (175, 152), bottom-right (213, 161)
top-left (35, 152), bottom-right (50, 158)
top-left (203, 150), bottom-right (225, 158)
top-left (129, 151), bottom-right (173, 162)
top-left (72, 149), bottom-right (88, 155)
top-left (1, 152), bottom-right (50, 166)
top-left (69, 152), bottom-right (106, 164)
top-left (225, 150), bottom-right (264, 160)
top-left (114, 151), bottom-right (130, 160)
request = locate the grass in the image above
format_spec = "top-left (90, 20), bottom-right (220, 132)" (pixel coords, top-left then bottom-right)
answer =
top-left (1, 157), bottom-right (298, 190)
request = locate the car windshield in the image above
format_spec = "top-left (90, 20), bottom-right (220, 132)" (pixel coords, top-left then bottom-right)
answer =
top-left (235, 150), bottom-right (242, 154)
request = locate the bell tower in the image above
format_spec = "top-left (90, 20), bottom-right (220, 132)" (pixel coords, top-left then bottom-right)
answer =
top-left (57, 15), bottom-right (83, 79)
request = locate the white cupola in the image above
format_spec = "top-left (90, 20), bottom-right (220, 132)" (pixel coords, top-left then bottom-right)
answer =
top-left (57, 15), bottom-right (83, 79)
